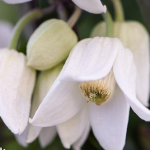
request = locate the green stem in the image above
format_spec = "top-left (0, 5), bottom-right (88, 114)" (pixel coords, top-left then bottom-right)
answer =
top-left (111, 0), bottom-right (124, 22)
top-left (9, 9), bottom-right (42, 50)
top-left (67, 6), bottom-right (82, 28)
top-left (102, 11), bottom-right (114, 37)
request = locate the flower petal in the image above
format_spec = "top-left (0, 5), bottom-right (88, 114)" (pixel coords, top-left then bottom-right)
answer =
top-left (28, 64), bottom-right (63, 141)
top-left (0, 21), bottom-right (13, 48)
top-left (2, 0), bottom-right (31, 4)
top-left (73, 117), bottom-right (90, 150)
top-left (113, 48), bottom-right (150, 121)
top-left (118, 22), bottom-right (150, 106)
top-left (30, 81), bottom-right (85, 127)
top-left (26, 124), bottom-right (42, 143)
top-left (91, 21), bottom-right (150, 106)
top-left (89, 86), bottom-right (130, 150)
top-left (0, 49), bottom-right (36, 134)
top-left (39, 127), bottom-right (56, 148)
top-left (15, 127), bottom-right (28, 147)
top-left (57, 105), bottom-right (89, 149)
top-left (61, 37), bottom-right (123, 82)
top-left (72, 0), bottom-right (106, 14)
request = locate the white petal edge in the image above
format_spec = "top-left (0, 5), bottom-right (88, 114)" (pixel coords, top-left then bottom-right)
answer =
top-left (2, 0), bottom-right (31, 4)
top-left (26, 124), bottom-right (42, 143)
top-left (113, 48), bottom-right (150, 121)
top-left (39, 126), bottom-right (57, 148)
top-left (30, 81), bottom-right (85, 127)
top-left (0, 49), bottom-right (36, 134)
top-left (0, 21), bottom-right (13, 48)
top-left (72, 0), bottom-right (106, 14)
top-left (89, 85), bottom-right (130, 150)
top-left (114, 22), bottom-right (150, 106)
top-left (57, 105), bottom-right (88, 149)
top-left (27, 64), bottom-right (63, 142)
top-left (61, 37), bottom-right (123, 82)
top-left (73, 116), bottom-right (90, 150)
top-left (15, 127), bottom-right (28, 147)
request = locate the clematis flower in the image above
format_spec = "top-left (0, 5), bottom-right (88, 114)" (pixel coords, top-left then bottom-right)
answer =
top-left (2, 0), bottom-right (31, 4)
top-left (0, 48), bottom-right (36, 134)
top-left (16, 63), bottom-right (90, 149)
top-left (2, 0), bottom-right (106, 14)
top-left (71, 0), bottom-right (107, 14)
top-left (91, 21), bottom-right (150, 107)
top-left (0, 21), bottom-right (13, 48)
top-left (31, 37), bottom-right (150, 150)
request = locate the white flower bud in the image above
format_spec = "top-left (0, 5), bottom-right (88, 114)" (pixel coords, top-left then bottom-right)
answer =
top-left (27, 19), bottom-right (77, 71)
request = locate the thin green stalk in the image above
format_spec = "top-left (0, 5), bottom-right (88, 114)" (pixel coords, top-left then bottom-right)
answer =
top-left (67, 6), bottom-right (82, 28)
top-left (111, 0), bottom-right (124, 22)
top-left (9, 9), bottom-right (42, 50)
top-left (9, 5), bottom-right (55, 50)
top-left (102, 11), bottom-right (114, 37)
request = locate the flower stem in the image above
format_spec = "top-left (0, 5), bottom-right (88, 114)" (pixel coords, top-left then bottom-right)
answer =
top-left (102, 11), bottom-right (114, 37)
top-left (111, 0), bottom-right (124, 22)
top-left (67, 6), bottom-right (82, 28)
top-left (9, 5), bottom-right (55, 50)
top-left (9, 9), bottom-right (42, 50)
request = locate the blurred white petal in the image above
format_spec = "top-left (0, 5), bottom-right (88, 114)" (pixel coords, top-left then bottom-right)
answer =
top-left (72, 0), bottom-right (106, 14)
top-left (0, 49), bottom-right (36, 134)
top-left (115, 22), bottom-right (150, 106)
top-left (73, 115), bottom-right (90, 150)
top-left (3, 0), bottom-right (31, 4)
top-left (39, 127), bottom-right (57, 148)
top-left (113, 48), bottom-right (150, 121)
top-left (27, 64), bottom-right (63, 142)
top-left (57, 105), bottom-right (88, 149)
top-left (15, 127), bottom-right (28, 147)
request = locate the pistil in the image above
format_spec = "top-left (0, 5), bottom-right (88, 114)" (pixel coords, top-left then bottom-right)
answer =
top-left (80, 70), bottom-right (116, 105)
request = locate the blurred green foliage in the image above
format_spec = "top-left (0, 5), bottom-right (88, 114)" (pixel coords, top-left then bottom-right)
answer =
top-left (0, 0), bottom-right (150, 150)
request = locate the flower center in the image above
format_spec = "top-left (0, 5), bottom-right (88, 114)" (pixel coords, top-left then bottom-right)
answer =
top-left (80, 70), bottom-right (116, 105)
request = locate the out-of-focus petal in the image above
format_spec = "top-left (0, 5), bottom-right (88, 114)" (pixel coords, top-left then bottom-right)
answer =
top-left (73, 116), bottom-right (90, 150)
top-left (57, 105), bottom-right (88, 149)
top-left (15, 127), bottom-right (28, 147)
top-left (114, 22), bottom-right (150, 106)
top-left (113, 48), bottom-right (150, 121)
top-left (89, 86), bottom-right (130, 150)
top-left (26, 124), bottom-right (42, 143)
top-left (0, 49), bottom-right (36, 134)
top-left (2, 0), bottom-right (31, 4)
top-left (39, 126), bottom-right (57, 148)
top-left (0, 21), bottom-right (13, 48)
top-left (61, 37), bottom-right (123, 82)
top-left (72, 0), bottom-right (106, 14)
top-left (27, 64), bottom-right (63, 143)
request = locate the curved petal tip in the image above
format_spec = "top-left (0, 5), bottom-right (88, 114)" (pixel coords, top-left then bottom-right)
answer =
top-left (72, 0), bottom-right (107, 14)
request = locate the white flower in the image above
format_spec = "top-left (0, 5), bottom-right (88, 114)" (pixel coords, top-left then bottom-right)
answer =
top-left (2, 0), bottom-right (106, 14)
top-left (72, 0), bottom-right (106, 14)
top-left (91, 21), bottom-right (150, 107)
top-left (2, 0), bottom-right (31, 4)
top-left (30, 37), bottom-right (150, 150)
top-left (15, 63), bottom-right (89, 149)
top-left (0, 48), bottom-right (36, 134)
top-left (0, 21), bottom-right (13, 48)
